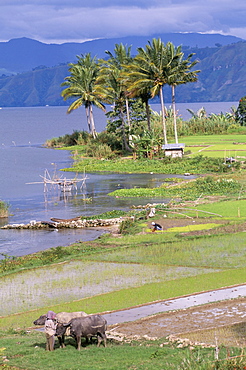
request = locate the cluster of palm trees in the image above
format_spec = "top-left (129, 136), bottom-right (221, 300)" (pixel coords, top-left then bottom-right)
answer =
top-left (61, 38), bottom-right (200, 149)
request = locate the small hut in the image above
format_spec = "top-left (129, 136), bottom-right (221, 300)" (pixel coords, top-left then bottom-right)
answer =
top-left (162, 143), bottom-right (185, 158)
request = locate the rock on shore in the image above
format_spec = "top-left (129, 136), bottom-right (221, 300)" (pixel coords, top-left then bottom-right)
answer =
top-left (1, 217), bottom-right (125, 230)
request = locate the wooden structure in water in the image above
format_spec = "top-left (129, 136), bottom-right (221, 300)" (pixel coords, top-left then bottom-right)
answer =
top-left (27, 168), bottom-right (88, 193)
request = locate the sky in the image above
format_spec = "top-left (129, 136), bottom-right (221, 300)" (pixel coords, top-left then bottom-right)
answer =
top-left (1, 0), bottom-right (246, 44)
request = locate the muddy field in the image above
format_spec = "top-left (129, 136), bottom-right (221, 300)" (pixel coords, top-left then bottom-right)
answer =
top-left (109, 297), bottom-right (246, 347)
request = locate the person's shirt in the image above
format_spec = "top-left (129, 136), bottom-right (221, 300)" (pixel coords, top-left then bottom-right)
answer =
top-left (44, 318), bottom-right (57, 336)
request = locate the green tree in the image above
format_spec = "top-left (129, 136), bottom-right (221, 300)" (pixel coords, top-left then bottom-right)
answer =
top-left (165, 42), bottom-right (200, 143)
top-left (236, 96), bottom-right (246, 126)
top-left (123, 63), bottom-right (152, 132)
top-left (96, 44), bottom-right (133, 151)
top-left (125, 38), bottom-right (176, 145)
top-left (104, 43), bottom-right (133, 130)
top-left (61, 53), bottom-right (105, 138)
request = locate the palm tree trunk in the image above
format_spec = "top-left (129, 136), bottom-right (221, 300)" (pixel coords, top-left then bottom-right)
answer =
top-left (145, 102), bottom-right (151, 132)
top-left (125, 98), bottom-right (131, 130)
top-left (172, 85), bottom-right (178, 144)
top-left (85, 104), bottom-right (92, 134)
top-left (89, 105), bottom-right (97, 139)
top-left (142, 95), bottom-right (151, 131)
top-left (159, 87), bottom-right (168, 145)
top-left (120, 104), bottom-right (131, 152)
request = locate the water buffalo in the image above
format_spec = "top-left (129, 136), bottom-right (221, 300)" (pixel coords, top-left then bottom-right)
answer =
top-left (56, 314), bottom-right (107, 350)
top-left (33, 311), bottom-right (87, 326)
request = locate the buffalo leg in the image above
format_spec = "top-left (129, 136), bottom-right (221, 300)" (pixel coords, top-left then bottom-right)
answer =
top-left (97, 333), bottom-right (107, 347)
top-left (57, 335), bottom-right (66, 348)
top-left (102, 333), bottom-right (107, 347)
top-left (76, 335), bottom-right (82, 350)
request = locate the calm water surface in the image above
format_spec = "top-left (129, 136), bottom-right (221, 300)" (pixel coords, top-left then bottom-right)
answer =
top-left (0, 102), bottom-right (237, 257)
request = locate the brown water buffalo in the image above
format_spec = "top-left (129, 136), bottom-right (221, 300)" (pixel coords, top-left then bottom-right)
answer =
top-left (56, 314), bottom-right (107, 350)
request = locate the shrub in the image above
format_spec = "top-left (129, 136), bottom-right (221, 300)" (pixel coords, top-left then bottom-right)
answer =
top-left (119, 218), bottom-right (135, 234)
top-left (0, 200), bottom-right (8, 217)
top-left (96, 131), bottom-right (122, 151)
top-left (235, 96), bottom-right (246, 126)
top-left (45, 130), bottom-right (90, 147)
top-left (85, 143), bottom-right (115, 159)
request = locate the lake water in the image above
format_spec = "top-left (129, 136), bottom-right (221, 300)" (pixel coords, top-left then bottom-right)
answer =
top-left (0, 102), bottom-right (237, 257)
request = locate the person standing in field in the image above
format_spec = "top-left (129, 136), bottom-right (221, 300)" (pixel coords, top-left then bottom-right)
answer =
top-left (44, 311), bottom-right (57, 351)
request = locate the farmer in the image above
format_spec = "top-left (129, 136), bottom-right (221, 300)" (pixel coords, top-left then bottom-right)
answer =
top-left (44, 311), bottom-right (57, 351)
top-left (151, 222), bottom-right (162, 232)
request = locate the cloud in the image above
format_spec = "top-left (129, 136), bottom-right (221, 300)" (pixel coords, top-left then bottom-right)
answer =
top-left (0, 0), bottom-right (245, 43)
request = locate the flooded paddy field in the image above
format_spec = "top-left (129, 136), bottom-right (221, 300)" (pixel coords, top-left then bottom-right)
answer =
top-left (0, 260), bottom-right (217, 316)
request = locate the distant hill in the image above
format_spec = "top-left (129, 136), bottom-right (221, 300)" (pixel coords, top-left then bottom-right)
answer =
top-left (0, 33), bottom-right (245, 107)
top-left (174, 42), bottom-right (246, 102)
top-left (0, 33), bottom-right (243, 75)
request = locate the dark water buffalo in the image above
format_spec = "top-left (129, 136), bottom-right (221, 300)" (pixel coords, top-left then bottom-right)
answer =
top-left (33, 311), bottom-right (87, 326)
top-left (56, 314), bottom-right (107, 350)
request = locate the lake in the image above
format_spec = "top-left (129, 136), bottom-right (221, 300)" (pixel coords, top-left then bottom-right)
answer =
top-left (0, 102), bottom-right (237, 257)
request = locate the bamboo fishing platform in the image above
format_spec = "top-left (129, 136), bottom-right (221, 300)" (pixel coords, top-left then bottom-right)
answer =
top-left (27, 168), bottom-right (88, 193)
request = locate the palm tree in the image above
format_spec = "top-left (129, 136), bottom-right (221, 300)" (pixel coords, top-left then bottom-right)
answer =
top-left (104, 43), bottom-right (132, 129)
top-left (124, 38), bottom-right (174, 145)
top-left (96, 44), bottom-right (133, 151)
top-left (61, 53), bottom-right (105, 138)
top-left (124, 79), bottom-right (152, 132)
top-left (165, 42), bottom-right (200, 143)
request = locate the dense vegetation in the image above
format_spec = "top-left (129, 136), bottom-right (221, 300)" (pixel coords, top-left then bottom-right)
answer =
top-left (236, 95), bottom-right (246, 125)
top-left (46, 105), bottom-right (242, 162)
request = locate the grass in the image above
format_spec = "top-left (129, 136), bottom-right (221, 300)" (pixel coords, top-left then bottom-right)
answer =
top-left (2, 330), bottom-right (245, 370)
top-left (160, 222), bottom-right (222, 232)
top-left (182, 199), bottom-right (246, 218)
top-left (91, 232), bottom-right (246, 268)
top-left (179, 134), bottom-right (246, 159)
top-left (182, 134), bottom-right (246, 145)
top-left (66, 156), bottom-right (239, 175)
top-left (108, 175), bottom-right (243, 200)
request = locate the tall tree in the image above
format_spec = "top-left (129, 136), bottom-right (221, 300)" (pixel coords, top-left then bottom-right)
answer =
top-left (165, 42), bottom-right (200, 143)
top-left (104, 43), bottom-right (132, 129)
top-left (61, 53), bottom-right (105, 138)
top-left (124, 38), bottom-right (174, 144)
top-left (96, 44), bottom-right (133, 151)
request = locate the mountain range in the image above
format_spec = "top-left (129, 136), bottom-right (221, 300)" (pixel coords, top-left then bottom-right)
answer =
top-left (0, 33), bottom-right (245, 107)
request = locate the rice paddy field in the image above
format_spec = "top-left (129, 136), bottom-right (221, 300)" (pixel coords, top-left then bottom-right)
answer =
top-left (183, 134), bottom-right (246, 158)
top-left (1, 197), bottom-right (246, 332)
